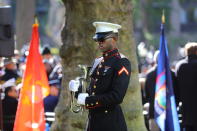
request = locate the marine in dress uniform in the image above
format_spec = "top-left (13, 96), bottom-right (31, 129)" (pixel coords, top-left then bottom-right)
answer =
top-left (2, 79), bottom-right (18, 131)
top-left (69, 22), bottom-right (131, 131)
top-left (1, 58), bottom-right (20, 82)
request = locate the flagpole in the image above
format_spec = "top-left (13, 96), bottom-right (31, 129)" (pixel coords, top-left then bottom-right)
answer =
top-left (154, 10), bottom-right (180, 131)
top-left (162, 10), bottom-right (165, 24)
top-left (32, 17), bottom-right (38, 129)
top-left (14, 16), bottom-right (49, 131)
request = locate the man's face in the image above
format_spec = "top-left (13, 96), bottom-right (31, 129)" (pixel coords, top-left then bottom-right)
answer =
top-left (5, 62), bottom-right (17, 70)
top-left (43, 54), bottom-right (52, 60)
top-left (97, 38), bottom-right (115, 52)
top-left (8, 86), bottom-right (18, 99)
top-left (50, 85), bottom-right (59, 96)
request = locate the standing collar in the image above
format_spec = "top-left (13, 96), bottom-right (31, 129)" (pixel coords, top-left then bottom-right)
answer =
top-left (102, 48), bottom-right (119, 60)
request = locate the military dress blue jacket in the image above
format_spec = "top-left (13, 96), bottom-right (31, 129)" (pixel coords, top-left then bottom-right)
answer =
top-left (85, 48), bottom-right (131, 131)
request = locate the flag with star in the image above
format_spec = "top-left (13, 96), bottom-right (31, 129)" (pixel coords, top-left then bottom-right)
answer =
top-left (14, 19), bottom-right (50, 131)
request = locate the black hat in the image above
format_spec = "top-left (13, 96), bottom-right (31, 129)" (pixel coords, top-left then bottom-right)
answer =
top-left (42, 47), bottom-right (51, 55)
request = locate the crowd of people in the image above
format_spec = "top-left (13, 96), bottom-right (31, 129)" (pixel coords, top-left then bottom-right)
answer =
top-left (0, 46), bottom-right (62, 131)
top-left (0, 40), bottom-right (197, 131)
top-left (141, 42), bottom-right (197, 131)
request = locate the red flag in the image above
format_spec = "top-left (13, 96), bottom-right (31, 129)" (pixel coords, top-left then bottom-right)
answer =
top-left (14, 20), bottom-right (50, 131)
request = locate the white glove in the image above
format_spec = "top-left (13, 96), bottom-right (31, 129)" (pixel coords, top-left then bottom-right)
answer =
top-left (69, 80), bottom-right (80, 92)
top-left (77, 93), bottom-right (89, 105)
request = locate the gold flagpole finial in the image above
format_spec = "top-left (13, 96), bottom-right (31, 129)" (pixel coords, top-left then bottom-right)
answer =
top-left (33, 16), bottom-right (39, 27)
top-left (35, 17), bottom-right (38, 24)
top-left (162, 10), bottom-right (165, 24)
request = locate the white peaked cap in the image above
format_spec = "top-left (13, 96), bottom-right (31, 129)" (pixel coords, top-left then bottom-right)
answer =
top-left (1, 78), bottom-right (16, 90)
top-left (93, 22), bottom-right (121, 33)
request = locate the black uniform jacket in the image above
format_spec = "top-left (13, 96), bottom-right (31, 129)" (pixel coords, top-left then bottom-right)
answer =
top-left (2, 96), bottom-right (18, 131)
top-left (1, 69), bottom-right (19, 81)
top-left (175, 55), bottom-right (197, 126)
top-left (85, 49), bottom-right (131, 131)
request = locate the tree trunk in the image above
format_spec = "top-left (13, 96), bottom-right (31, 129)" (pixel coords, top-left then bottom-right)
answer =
top-left (16, 0), bottom-right (35, 50)
top-left (51, 0), bottom-right (146, 131)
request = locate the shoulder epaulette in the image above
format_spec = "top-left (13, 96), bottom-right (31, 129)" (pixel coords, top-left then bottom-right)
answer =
top-left (120, 53), bottom-right (127, 59)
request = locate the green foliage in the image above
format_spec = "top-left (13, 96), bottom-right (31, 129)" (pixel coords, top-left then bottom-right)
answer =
top-left (133, 0), bottom-right (171, 32)
top-left (146, 2), bottom-right (171, 32)
top-left (132, 0), bottom-right (140, 20)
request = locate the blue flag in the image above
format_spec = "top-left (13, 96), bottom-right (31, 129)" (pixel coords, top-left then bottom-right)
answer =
top-left (154, 23), bottom-right (180, 131)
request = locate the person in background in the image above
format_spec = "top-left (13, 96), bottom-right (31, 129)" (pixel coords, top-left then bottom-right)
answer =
top-left (44, 79), bottom-right (60, 112)
top-left (42, 46), bottom-right (57, 67)
top-left (175, 42), bottom-right (197, 131)
top-left (144, 51), bottom-right (178, 131)
top-left (2, 79), bottom-right (18, 131)
top-left (1, 58), bottom-right (20, 82)
top-left (42, 47), bottom-right (62, 81)
top-left (42, 47), bottom-right (52, 60)
top-left (44, 79), bottom-right (60, 127)
top-left (43, 59), bottom-right (53, 79)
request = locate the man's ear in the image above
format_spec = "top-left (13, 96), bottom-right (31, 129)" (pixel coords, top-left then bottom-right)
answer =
top-left (112, 37), bottom-right (118, 42)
